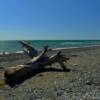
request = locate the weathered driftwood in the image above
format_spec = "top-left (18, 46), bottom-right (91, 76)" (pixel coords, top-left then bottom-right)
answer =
top-left (4, 42), bottom-right (70, 85)
top-left (19, 41), bottom-right (38, 58)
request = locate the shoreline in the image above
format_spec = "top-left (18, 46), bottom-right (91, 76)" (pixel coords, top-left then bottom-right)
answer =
top-left (0, 45), bottom-right (100, 56)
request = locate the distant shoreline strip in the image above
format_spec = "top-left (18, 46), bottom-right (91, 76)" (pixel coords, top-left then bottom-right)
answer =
top-left (52, 45), bottom-right (100, 50)
top-left (0, 45), bottom-right (100, 56)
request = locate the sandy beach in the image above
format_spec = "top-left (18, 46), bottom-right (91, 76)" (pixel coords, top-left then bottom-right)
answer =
top-left (0, 45), bottom-right (100, 100)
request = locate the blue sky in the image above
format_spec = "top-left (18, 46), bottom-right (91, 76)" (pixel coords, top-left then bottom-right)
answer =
top-left (0, 0), bottom-right (100, 40)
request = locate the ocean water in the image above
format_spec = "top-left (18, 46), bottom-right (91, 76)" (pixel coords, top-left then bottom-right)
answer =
top-left (0, 40), bottom-right (100, 52)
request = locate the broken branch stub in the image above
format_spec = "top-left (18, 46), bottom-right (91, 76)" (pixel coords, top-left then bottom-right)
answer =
top-left (19, 41), bottom-right (38, 58)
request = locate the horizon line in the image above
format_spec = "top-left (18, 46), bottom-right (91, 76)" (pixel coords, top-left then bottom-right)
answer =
top-left (0, 39), bottom-right (100, 41)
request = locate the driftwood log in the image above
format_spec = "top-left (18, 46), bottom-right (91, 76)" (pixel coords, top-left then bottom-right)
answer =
top-left (4, 41), bottom-right (70, 86)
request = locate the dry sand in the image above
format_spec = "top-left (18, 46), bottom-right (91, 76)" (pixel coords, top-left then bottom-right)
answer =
top-left (0, 46), bottom-right (100, 100)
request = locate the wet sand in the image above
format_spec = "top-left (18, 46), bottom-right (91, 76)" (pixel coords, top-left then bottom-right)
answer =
top-left (0, 45), bottom-right (100, 100)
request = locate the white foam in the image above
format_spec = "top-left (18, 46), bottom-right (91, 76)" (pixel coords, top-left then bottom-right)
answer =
top-left (52, 45), bottom-right (100, 51)
top-left (14, 51), bottom-right (24, 54)
top-left (0, 50), bottom-right (24, 56)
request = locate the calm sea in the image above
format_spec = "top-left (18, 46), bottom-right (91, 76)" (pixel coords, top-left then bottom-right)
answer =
top-left (0, 40), bottom-right (100, 52)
